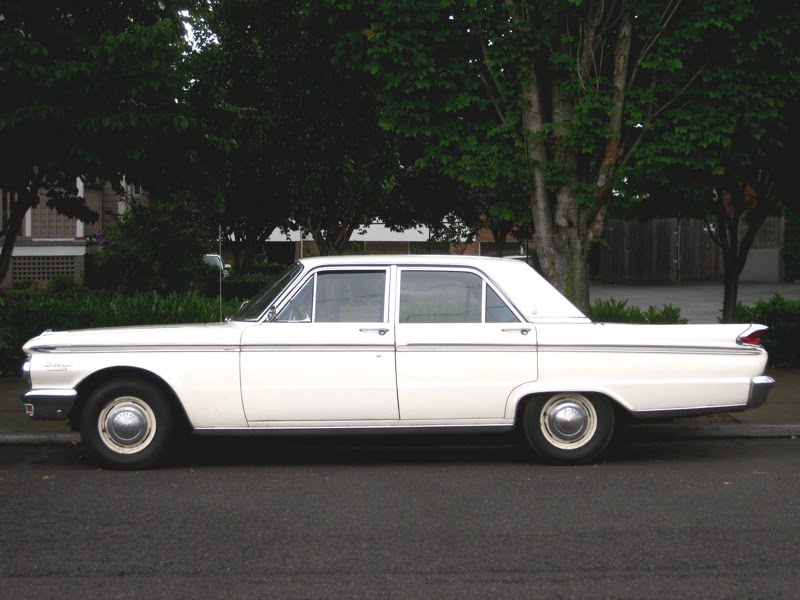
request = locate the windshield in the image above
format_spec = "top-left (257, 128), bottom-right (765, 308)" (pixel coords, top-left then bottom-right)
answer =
top-left (231, 262), bottom-right (304, 321)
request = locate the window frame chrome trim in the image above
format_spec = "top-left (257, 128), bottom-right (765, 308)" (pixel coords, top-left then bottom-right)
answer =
top-left (395, 265), bottom-right (524, 325)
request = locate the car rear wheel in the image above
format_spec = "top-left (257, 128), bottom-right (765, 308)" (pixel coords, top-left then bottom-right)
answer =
top-left (522, 393), bottom-right (614, 465)
top-left (80, 378), bottom-right (174, 470)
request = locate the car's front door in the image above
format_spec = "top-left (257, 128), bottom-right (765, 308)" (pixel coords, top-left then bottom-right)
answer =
top-left (394, 268), bottom-right (538, 420)
top-left (240, 268), bottom-right (399, 423)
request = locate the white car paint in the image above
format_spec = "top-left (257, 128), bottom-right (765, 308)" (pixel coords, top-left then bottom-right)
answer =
top-left (21, 255), bottom-right (771, 467)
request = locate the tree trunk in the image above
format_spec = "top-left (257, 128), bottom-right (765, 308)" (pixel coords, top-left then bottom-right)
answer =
top-left (488, 222), bottom-right (511, 257)
top-left (0, 192), bottom-right (37, 285)
top-left (721, 263), bottom-right (739, 323)
top-left (536, 223), bottom-right (591, 314)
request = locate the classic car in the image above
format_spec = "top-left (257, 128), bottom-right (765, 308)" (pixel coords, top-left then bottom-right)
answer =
top-left (21, 255), bottom-right (774, 469)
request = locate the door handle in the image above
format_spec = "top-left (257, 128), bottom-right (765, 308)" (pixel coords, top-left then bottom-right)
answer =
top-left (501, 328), bottom-right (531, 335)
top-left (359, 328), bottom-right (389, 336)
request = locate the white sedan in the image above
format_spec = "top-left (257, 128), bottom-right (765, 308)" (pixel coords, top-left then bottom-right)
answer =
top-left (21, 255), bottom-right (774, 468)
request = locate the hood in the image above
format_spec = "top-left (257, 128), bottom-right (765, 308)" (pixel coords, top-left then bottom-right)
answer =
top-left (23, 321), bottom-right (251, 353)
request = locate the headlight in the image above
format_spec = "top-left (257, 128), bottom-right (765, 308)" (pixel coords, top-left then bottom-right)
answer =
top-left (21, 354), bottom-right (31, 387)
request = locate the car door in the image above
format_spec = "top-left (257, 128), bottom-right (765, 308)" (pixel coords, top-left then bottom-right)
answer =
top-left (394, 268), bottom-right (538, 420)
top-left (240, 268), bottom-right (399, 423)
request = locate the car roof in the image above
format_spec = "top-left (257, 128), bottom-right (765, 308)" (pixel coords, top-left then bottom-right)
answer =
top-left (296, 254), bottom-right (587, 321)
top-left (298, 254), bottom-right (519, 268)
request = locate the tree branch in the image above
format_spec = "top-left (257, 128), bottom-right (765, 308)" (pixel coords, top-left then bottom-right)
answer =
top-left (628, 0), bottom-right (682, 91)
top-left (650, 65), bottom-right (705, 122)
top-left (703, 215), bottom-right (723, 249)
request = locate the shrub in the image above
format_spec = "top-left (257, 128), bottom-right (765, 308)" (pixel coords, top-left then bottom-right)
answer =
top-left (785, 211), bottom-right (800, 282)
top-left (91, 194), bottom-right (215, 294)
top-left (222, 272), bottom-right (282, 300)
top-left (590, 298), bottom-right (688, 324)
top-left (0, 286), bottom-right (243, 375)
top-left (736, 294), bottom-right (800, 367)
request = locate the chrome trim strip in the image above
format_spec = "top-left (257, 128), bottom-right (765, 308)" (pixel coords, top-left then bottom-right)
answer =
top-left (23, 389), bottom-right (77, 398)
top-left (31, 345), bottom-right (241, 353)
top-left (242, 345), bottom-right (391, 352)
top-left (193, 423), bottom-right (515, 436)
top-left (632, 404), bottom-right (747, 419)
top-left (538, 344), bottom-right (760, 355)
top-left (397, 344), bottom-right (537, 352)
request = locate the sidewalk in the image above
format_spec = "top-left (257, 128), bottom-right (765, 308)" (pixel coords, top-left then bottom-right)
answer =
top-left (2, 368), bottom-right (799, 444)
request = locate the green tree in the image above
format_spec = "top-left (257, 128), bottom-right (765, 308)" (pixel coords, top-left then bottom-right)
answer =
top-left (335, 0), bottom-right (783, 311)
top-left (93, 194), bottom-right (215, 294)
top-left (628, 1), bottom-right (799, 322)
top-left (0, 1), bottom-right (196, 284)
top-left (190, 0), bottom-right (398, 263)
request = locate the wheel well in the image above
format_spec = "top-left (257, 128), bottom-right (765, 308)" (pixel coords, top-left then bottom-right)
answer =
top-left (71, 367), bottom-right (190, 432)
top-left (513, 391), bottom-right (631, 429)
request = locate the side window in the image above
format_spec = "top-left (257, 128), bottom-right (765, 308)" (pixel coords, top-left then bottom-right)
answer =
top-left (485, 286), bottom-right (519, 323)
top-left (400, 271), bottom-right (482, 323)
top-left (277, 270), bottom-right (386, 323)
top-left (276, 277), bottom-right (313, 322)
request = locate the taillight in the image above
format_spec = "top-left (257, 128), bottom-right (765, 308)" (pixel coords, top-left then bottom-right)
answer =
top-left (737, 327), bottom-right (767, 347)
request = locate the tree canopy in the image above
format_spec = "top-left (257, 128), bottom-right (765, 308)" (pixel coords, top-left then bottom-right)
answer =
top-left (333, 0), bottom-right (799, 310)
top-left (190, 0), bottom-right (399, 264)
top-left (0, 0), bottom-right (195, 283)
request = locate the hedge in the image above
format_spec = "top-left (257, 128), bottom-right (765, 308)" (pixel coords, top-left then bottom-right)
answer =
top-left (0, 287), bottom-right (243, 375)
top-left (736, 294), bottom-right (800, 367)
top-left (589, 298), bottom-right (688, 324)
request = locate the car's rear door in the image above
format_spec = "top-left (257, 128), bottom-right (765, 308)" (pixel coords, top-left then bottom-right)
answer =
top-left (394, 267), bottom-right (538, 420)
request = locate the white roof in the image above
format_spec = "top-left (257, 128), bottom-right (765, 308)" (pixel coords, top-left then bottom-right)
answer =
top-left (296, 255), bottom-right (587, 321)
top-left (266, 222), bottom-right (470, 243)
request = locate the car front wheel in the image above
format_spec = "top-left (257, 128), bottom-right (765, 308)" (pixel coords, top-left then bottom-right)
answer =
top-left (80, 378), bottom-right (174, 470)
top-left (522, 393), bottom-right (614, 465)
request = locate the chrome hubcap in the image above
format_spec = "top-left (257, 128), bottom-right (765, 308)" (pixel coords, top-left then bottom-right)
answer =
top-left (547, 401), bottom-right (588, 441)
top-left (105, 404), bottom-right (148, 446)
top-left (98, 396), bottom-right (156, 454)
top-left (540, 394), bottom-right (598, 450)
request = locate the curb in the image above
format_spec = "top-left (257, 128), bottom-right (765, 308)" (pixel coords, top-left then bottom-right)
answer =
top-left (624, 423), bottom-right (800, 440)
top-left (0, 424), bottom-right (799, 446)
top-left (0, 432), bottom-right (81, 445)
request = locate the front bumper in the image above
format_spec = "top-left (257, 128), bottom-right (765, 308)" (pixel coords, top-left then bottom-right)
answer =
top-left (21, 389), bottom-right (77, 420)
top-left (747, 375), bottom-right (775, 409)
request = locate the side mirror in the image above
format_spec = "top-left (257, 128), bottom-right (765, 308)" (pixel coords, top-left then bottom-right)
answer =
top-left (266, 306), bottom-right (277, 322)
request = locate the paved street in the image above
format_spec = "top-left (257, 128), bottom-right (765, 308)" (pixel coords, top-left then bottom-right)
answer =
top-left (2, 436), bottom-right (800, 599)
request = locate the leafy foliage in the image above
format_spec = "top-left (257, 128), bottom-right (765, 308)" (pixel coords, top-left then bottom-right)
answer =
top-left (327, 0), bottom-right (800, 312)
top-left (624, 2), bottom-right (800, 321)
top-left (92, 195), bottom-right (215, 294)
top-left (0, 285), bottom-right (243, 374)
top-left (0, 1), bottom-right (198, 282)
top-left (589, 298), bottom-right (688, 324)
top-left (189, 0), bottom-right (399, 263)
top-left (736, 295), bottom-right (800, 367)
top-left (785, 211), bottom-right (800, 283)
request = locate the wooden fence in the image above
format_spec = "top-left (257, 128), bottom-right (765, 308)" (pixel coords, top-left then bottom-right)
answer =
top-left (590, 217), bottom-right (784, 283)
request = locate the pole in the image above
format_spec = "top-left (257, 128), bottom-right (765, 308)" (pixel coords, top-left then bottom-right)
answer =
top-left (218, 224), bottom-right (223, 322)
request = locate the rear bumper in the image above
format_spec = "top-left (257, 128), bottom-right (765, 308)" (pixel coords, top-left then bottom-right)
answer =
top-left (21, 389), bottom-right (77, 420)
top-left (748, 375), bottom-right (775, 409)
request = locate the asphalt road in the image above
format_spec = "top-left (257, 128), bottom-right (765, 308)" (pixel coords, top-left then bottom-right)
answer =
top-left (2, 436), bottom-right (800, 599)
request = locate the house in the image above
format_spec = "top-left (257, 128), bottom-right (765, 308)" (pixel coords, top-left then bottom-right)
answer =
top-left (266, 221), bottom-right (534, 261)
top-left (0, 182), bottom-right (135, 288)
